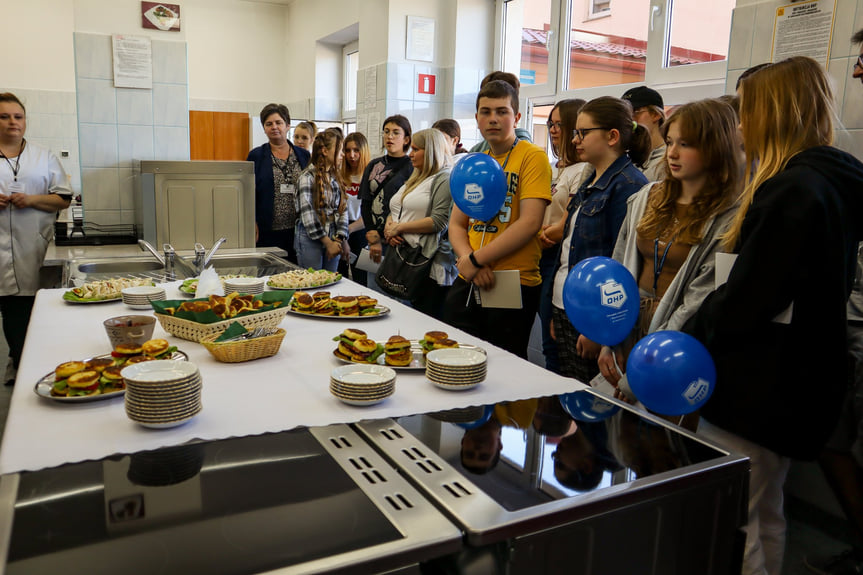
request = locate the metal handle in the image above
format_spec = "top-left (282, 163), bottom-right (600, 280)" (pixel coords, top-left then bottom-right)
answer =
top-left (650, 4), bottom-right (662, 32)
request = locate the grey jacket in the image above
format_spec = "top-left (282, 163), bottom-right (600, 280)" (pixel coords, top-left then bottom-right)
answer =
top-left (612, 183), bottom-right (737, 333)
top-left (417, 170), bottom-right (457, 280)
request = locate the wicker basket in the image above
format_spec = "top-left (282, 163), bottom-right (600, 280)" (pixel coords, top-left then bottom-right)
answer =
top-left (155, 306), bottom-right (288, 342)
top-left (200, 328), bottom-right (286, 363)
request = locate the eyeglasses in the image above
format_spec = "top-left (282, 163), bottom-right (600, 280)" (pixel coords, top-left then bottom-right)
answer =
top-left (572, 127), bottom-right (608, 140)
top-left (546, 121), bottom-right (563, 130)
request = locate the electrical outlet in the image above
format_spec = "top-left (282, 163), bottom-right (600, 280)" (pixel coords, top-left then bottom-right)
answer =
top-left (60, 150), bottom-right (69, 158)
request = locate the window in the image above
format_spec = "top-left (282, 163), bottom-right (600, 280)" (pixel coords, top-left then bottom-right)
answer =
top-left (588, 0), bottom-right (611, 18)
top-left (667, 0), bottom-right (732, 69)
top-left (501, 0), bottom-right (558, 89)
top-left (342, 42), bottom-right (359, 118)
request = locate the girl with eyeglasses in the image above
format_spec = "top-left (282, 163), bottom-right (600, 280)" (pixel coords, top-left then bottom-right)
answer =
top-left (547, 96), bottom-right (650, 384)
top-left (682, 56), bottom-right (863, 575)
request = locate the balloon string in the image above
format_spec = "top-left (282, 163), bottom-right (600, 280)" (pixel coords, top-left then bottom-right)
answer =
top-left (466, 227), bottom-right (488, 306)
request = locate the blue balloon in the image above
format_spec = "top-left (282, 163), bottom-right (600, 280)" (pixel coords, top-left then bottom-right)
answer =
top-left (563, 256), bottom-right (639, 346)
top-left (559, 390), bottom-right (620, 422)
top-left (626, 331), bottom-right (716, 416)
top-left (449, 153), bottom-right (508, 222)
top-left (455, 405), bottom-right (495, 430)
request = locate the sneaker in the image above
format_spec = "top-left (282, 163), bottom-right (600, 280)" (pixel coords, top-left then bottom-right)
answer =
top-left (804, 549), bottom-right (863, 575)
top-left (3, 362), bottom-right (15, 387)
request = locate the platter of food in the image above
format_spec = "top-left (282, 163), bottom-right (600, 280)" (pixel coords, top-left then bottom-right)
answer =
top-left (63, 278), bottom-right (155, 303)
top-left (267, 269), bottom-right (342, 290)
top-left (288, 291), bottom-right (390, 319)
top-left (331, 329), bottom-right (481, 370)
top-left (34, 339), bottom-right (187, 403)
top-left (178, 275), bottom-right (254, 296)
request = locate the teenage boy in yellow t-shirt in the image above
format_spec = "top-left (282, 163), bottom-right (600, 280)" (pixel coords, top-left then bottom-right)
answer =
top-left (443, 80), bottom-right (552, 358)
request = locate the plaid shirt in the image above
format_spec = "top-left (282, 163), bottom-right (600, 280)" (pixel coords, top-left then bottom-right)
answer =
top-left (295, 168), bottom-right (348, 241)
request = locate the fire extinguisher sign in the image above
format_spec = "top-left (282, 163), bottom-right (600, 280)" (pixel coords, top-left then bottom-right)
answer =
top-left (418, 74), bottom-right (436, 95)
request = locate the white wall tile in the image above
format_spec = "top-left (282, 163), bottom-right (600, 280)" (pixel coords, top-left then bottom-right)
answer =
top-left (751, 3), bottom-right (779, 65)
top-left (728, 5), bottom-right (756, 70)
top-left (118, 168), bottom-right (136, 211)
top-left (74, 33), bottom-right (113, 80)
top-left (151, 40), bottom-right (188, 85)
top-left (77, 78), bottom-right (117, 124)
top-left (83, 209), bottom-right (124, 226)
top-left (60, 92), bottom-right (77, 116)
top-left (841, 58), bottom-right (863, 129)
top-left (117, 125), bottom-right (155, 168)
top-left (78, 123), bottom-right (118, 168)
top-left (410, 101), bottom-right (444, 131)
top-left (832, 0), bottom-right (859, 58)
top-left (454, 67), bottom-right (481, 104)
top-left (387, 62), bottom-right (414, 101)
top-left (81, 168), bottom-right (120, 210)
top-left (61, 114), bottom-right (78, 140)
top-left (117, 88), bottom-right (153, 125)
top-left (153, 84), bottom-right (188, 127)
top-left (153, 126), bottom-right (190, 161)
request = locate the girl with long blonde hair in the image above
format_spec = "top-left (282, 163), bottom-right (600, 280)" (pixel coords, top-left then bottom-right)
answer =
top-left (294, 130), bottom-right (349, 271)
top-left (684, 56), bottom-right (863, 575)
top-left (339, 132), bottom-right (371, 282)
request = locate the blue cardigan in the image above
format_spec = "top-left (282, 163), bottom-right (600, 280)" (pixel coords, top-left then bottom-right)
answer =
top-left (247, 142), bottom-right (310, 232)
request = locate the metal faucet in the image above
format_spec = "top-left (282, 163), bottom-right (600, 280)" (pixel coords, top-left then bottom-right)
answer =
top-left (193, 237), bottom-right (227, 273)
top-left (138, 239), bottom-right (165, 266)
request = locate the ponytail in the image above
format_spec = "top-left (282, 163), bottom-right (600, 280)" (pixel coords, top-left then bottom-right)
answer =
top-left (580, 96), bottom-right (652, 167)
top-left (627, 123), bottom-right (653, 168)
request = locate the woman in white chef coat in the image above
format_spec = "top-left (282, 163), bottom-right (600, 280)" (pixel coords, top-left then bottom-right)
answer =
top-left (0, 93), bottom-right (72, 386)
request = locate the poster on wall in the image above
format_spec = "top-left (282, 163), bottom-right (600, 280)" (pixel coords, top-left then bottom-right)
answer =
top-left (406, 16), bottom-right (434, 62)
top-left (112, 35), bottom-right (153, 89)
top-left (141, 2), bottom-right (181, 32)
top-left (771, 0), bottom-right (836, 66)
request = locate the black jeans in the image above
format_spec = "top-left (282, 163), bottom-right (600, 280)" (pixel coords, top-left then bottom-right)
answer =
top-left (0, 295), bottom-right (35, 368)
top-left (442, 277), bottom-right (541, 359)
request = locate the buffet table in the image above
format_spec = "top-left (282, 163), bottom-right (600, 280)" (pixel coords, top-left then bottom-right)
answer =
top-left (0, 279), bottom-right (585, 474)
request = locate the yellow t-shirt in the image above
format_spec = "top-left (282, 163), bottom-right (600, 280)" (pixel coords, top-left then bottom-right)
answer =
top-left (467, 140), bottom-right (552, 286)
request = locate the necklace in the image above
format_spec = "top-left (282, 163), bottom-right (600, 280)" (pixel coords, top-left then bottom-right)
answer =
top-left (0, 139), bottom-right (25, 181)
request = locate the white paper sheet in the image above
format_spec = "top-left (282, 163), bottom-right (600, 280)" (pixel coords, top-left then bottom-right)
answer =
top-left (478, 270), bottom-right (522, 309)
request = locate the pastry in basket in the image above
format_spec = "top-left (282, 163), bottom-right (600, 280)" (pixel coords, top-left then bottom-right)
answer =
top-left (332, 328), bottom-right (384, 363)
top-left (384, 335), bottom-right (413, 367)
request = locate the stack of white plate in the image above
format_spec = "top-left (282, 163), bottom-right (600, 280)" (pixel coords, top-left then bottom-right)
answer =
top-left (330, 364), bottom-right (395, 406)
top-left (426, 348), bottom-right (487, 391)
top-left (224, 277), bottom-right (265, 295)
top-left (122, 285), bottom-right (167, 310)
top-left (121, 360), bottom-right (202, 428)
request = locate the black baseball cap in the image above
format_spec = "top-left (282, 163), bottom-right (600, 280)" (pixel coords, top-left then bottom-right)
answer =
top-left (622, 86), bottom-right (664, 109)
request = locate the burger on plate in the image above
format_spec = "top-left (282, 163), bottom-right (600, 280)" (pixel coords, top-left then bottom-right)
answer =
top-left (332, 296), bottom-right (359, 316)
top-left (66, 370), bottom-right (101, 397)
top-left (358, 296), bottom-right (379, 316)
top-left (99, 366), bottom-right (126, 393)
top-left (420, 331), bottom-right (450, 355)
top-left (141, 338), bottom-right (178, 359)
top-left (51, 360), bottom-right (86, 396)
top-left (332, 328), bottom-right (383, 363)
top-left (292, 291), bottom-right (315, 312)
top-left (384, 335), bottom-right (413, 367)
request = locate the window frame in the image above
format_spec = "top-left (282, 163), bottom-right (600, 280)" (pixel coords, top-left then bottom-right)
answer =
top-left (342, 41), bottom-right (359, 121)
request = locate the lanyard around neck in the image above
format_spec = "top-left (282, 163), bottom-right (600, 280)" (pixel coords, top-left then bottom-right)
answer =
top-left (0, 139), bottom-right (25, 181)
top-left (486, 139), bottom-right (518, 170)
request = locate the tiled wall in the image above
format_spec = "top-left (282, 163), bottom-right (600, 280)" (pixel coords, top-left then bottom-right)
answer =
top-left (355, 63), bottom-right (488, 152)
top-left (727, 0), bottom-right (863, 158)
top-left (74, 32), bottom-right (189, 226)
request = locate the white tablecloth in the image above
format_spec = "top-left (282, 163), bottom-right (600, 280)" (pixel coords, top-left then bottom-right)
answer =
top-left (0, 279), bottom-right (585, 474)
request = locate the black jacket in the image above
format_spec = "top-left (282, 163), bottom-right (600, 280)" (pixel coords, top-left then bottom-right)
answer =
top-left (248, 142), bottom-right (310, 233)
top-left (684, 146), bottom-right (863, 459)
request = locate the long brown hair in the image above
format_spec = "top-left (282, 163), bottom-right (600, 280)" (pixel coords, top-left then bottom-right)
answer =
top-left (340, 132), bottom-right (370, 181)
top-left (309, 131), bottom-right (346, 226)
top-left (552, 98), bottom-right (586, 168)
top-left (636, 99), bottom-right (742, 245)
top-left (722, 56), bottom-right (836, 250)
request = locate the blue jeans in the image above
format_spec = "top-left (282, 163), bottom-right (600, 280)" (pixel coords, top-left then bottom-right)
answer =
top-left (295, 224), bottom-right (339, 272)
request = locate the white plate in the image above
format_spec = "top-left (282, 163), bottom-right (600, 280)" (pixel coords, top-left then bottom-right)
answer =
top-left (34, 350), bottom-right (188, 403)
top-left (431, 380), bottom-right (481, 391)
top-left (122, 286), bottom-right (166, 297)
top-left (426, 348), bottom-right (487, 367)
top-left (331, 364), bottom-right (396, 385)
top-left (121, 360), bottom-right (199, 383)
top-left (133, 409), bottom-right (201, 429)
top-left (332, 393), bottom-right (392, 407)
top-left (289, 304), bottom-right (391, 320)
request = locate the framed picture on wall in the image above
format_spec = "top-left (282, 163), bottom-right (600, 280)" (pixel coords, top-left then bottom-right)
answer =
top-left (142, 2), bottom-right (181, 32)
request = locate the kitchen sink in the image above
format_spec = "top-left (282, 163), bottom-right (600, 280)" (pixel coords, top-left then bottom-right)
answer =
top-left (178, 251), bottom-right (296, 276)
top-left (77, 260), bottom-right (165, 274)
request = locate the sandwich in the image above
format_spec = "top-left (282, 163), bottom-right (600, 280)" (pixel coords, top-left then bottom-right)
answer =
top-left (66, 370), bottom-right (101, 397)
top-left (99, 366), bottom-right (126, 393)
top-left (52, 361), bottom-right (86, 396)
top-left (312, 291), bottom-right (331, 303)
top-left (333, 328), bottom-right (367, 360)
top-left (419, 331), bottom-right (449, 355)
top-left (111, 343), bottom-right (143, 366)
top-left (332, 296), bottom-right (359, 316)
top-left (431, 338), bottom-right (460, 351)
top-left (292, 291), bottom-right (315, 312)
top-left (140, 338), bottom-right (178, 359)
top-left (85, 357), bottom-right (114, 373)
top-left (357, 296), bottom-right (379, 316)
top-left (332, 328), bottom-right (384, 363)
top-left (384, 335), bottom-right (413, 367)
top-left (313, 293), bottom-right (335, 315)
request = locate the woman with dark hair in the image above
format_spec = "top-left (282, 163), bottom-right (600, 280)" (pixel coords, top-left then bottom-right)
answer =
top-left (432, 119), bottom-right (468, 155)
top-left (248, 103), bottom-right (310, 263)
top-left (538, 98), bottom-right (587, 374)
top-left (0, 92), bottom-right (72, 386)
top-left (294, 130), bottom-right (348, 271)
top-left (683, 57), bottom-right (863, 575)
top-left (549, 96), bottom-right (650, 384)
top-left (359, 115), bottom-right (414, 286)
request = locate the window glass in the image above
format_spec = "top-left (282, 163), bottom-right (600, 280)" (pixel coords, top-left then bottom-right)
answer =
top-left (567, 0), bottom-right (650, 90)
top-left (344, 49), bottom-right (359, 113)
top-left (667, 0), bottom-right (733, 68)
top-left (504, 0), bottom-right (555, 87)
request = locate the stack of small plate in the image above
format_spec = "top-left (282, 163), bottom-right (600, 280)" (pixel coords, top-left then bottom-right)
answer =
top-left (224, 277), bottom-right (265, 295)
top-left (330, 364), bottom-right (395, 406)
top-left (122, 285), bottom-right (167, 310)
top-left (426, 348), bottom-right (487, 391)
top-left (121, 360), bottom-right (202, 428)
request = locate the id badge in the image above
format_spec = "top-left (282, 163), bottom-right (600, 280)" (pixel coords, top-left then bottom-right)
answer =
top-left (280, 183), bottom-right (294, 195)
top-left (6, 181), bottom-right (25, 195)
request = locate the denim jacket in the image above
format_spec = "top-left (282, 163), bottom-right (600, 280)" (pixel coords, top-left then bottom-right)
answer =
top-left (559, 154), bottom-right (647, 271)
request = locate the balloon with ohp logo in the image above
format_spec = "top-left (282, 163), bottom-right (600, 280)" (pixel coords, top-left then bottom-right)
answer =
top-left (563, 256), bottom-right (638, 346)
top-left (559, 390), bottom-right (620, 422)
top-left (626, 331), bottom-right (716, 416)
top-left (449, 153), bottom-right (508, 222)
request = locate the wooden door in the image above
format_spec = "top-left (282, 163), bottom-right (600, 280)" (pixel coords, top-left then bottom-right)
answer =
top-left (189, 111), bottom-right (250, 161)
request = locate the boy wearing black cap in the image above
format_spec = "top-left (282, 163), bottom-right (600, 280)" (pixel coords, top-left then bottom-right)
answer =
top-left (622, 86), bottom-right (666, 181)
